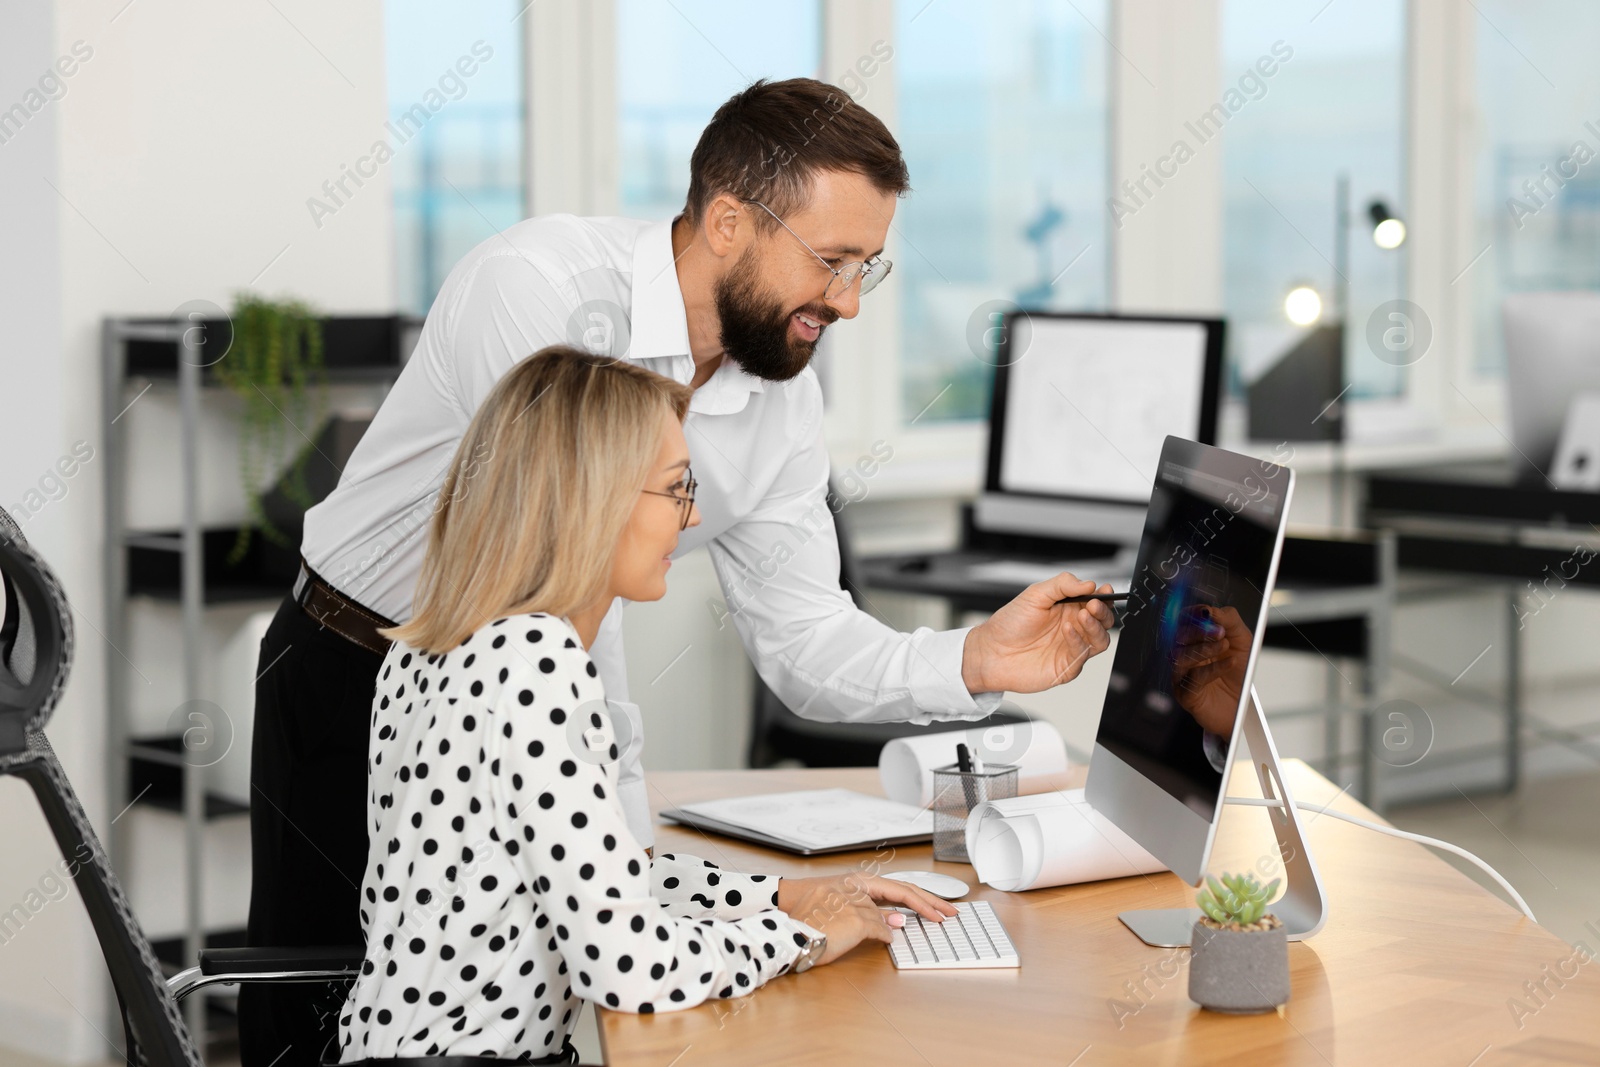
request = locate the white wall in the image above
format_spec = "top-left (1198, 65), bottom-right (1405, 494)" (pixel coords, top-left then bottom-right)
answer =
top-left (0, 4), bottom-right (96, 1062)
top-left (1111, 0), bottom-right (1224, 314)
top-left (0, 1), bottom-right (393, 1059)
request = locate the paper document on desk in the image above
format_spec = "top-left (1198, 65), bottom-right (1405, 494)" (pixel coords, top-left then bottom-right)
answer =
top-left (965, 789), bottom-right (1166, 891)
top-left (663, 789), bottom-right (934, 854)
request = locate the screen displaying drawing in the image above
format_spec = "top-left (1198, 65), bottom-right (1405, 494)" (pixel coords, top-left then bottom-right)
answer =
top-left (997, 318), bottom-right (1209, 503)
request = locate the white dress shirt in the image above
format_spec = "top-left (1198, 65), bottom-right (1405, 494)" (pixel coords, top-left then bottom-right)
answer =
top-left (303, 213), bottom-right (1001, 848)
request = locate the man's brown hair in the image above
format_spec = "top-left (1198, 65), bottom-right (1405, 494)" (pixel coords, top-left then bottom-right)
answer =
top-left (683, 77), bottom-right (910, 230)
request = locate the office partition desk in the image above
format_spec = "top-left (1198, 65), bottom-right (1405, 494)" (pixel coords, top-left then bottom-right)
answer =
top-left (1366, 461), bottom-right (1600, 795)
top-left (598, 765), bottom-right (1599, 1066)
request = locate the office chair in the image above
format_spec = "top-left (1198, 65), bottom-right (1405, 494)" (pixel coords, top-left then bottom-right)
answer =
top-left (0, 512), bottom-right (372, 1066)
top-left (746, 484), bottom-right (1030, 768)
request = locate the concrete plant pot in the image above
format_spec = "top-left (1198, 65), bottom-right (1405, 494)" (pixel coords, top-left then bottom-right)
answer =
top-left (1188, 918), bottom-right (1290, 1014)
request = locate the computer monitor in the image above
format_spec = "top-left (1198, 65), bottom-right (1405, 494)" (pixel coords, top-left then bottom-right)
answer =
top-left (1503, 292), bottom-right (1600, 482)
top-left (977, 312), bottom-right (1224, 545)
top-left (1084, 436), bottom-right (1294, 888)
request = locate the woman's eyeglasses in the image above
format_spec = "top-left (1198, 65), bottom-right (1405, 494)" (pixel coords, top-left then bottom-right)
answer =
top-left (641, 467), bottom-right (698, 530)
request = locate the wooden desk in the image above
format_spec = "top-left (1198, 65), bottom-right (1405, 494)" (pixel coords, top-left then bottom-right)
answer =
top-left (599, 764), bottom-right (1600, 1066)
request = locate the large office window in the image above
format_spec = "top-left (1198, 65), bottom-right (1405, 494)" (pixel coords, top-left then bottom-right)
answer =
top-left (386, 1), bottom-right (525, 315)
top-left (1472, 2), bottom-right (1600, 375)
top-left (617, 0), bottom-right (820, 222)
top-left (894, 0), bottom-right (1110, 424)
top-left (1219, 0), bottom-right (1406, 401)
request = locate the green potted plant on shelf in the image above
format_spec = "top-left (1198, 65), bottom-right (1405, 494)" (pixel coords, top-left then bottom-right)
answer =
top-left (212, 293), bottom-right (326, 564)
top-left (1188, 871), bottom-right (1290, 1014)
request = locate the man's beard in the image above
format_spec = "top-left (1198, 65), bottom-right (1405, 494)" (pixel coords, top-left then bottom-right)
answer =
top-left (713, 249), bottom-right (837, 383)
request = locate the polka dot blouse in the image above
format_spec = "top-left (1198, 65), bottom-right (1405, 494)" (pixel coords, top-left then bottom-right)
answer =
top-left (337, 612), bottom-right (811, 1060)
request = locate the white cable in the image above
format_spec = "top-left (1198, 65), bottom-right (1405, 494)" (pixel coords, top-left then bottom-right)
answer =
top-left (1225, 796), bottom-right (1538, 923)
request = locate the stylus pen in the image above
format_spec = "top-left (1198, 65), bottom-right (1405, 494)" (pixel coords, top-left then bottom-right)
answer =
top-left (955, 743), bottom-right (980, 810)
top-left (1054, 592), bottom-right (1130, 606)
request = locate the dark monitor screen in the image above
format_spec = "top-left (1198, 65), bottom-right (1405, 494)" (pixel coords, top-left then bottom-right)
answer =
top-left (1093, 439), bottom-right (1291, 823)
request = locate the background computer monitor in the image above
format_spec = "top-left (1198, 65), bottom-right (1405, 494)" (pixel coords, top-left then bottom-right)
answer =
top-left (1503, 291), bottom-right (1600, 482)
top-left (1084, 436), bottom-right (1294, 886)
top-left (977, 312), bottom-right (1224, 545)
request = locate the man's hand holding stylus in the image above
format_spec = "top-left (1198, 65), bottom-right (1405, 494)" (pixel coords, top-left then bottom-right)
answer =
top-left (961, 572), bottom-right (1116, 694)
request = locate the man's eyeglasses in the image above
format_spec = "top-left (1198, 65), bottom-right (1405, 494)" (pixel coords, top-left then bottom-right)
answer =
top-left (641, 467), bottom-right (698, 530)
top-left (744, 199), bottom-right (892, 300)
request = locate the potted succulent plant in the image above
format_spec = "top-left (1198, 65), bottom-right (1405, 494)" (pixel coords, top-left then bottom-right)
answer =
top-left (1188, 871), bottom-right (1290, 1014)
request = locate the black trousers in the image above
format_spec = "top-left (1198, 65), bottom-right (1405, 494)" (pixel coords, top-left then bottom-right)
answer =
top-left (239, 593), bottom-right (385, 1066)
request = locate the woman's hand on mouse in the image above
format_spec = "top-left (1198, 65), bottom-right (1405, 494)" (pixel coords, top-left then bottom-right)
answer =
top-left (775, 873), bottom-right (959, 967)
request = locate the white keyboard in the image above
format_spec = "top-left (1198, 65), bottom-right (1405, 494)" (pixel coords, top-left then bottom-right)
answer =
top-left (887, 900), bottom-right (1020, 970)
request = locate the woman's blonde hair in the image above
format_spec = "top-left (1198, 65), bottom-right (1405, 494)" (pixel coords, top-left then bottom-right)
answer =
top-left (382, 345), bottom-right (693, 653)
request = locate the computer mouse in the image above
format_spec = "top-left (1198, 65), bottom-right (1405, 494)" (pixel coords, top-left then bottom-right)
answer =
top-left (884, 870), bottom-right (970, 899)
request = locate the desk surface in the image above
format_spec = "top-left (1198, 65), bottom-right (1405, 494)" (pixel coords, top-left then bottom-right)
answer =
top-left (1364, 463), bottom-right (1600, 585)
top-left (599, 763), bottom-right (1600, 1066)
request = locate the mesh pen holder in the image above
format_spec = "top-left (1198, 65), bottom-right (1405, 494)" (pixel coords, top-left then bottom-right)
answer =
top-left (931, 762), bottom-right (1019, 863)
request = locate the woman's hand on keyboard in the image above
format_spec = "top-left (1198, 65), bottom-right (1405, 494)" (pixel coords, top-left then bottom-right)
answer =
top-left (776, 874), bottom-right (960, 967)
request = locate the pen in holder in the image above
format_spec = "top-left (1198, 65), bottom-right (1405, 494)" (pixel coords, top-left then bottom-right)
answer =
top-left (931, 762), bottom-right (1019, 863)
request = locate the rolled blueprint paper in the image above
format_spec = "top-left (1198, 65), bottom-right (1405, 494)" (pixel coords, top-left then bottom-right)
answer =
top-left (964, 789), bottom-right (1167, 891)
top-left (879, 720), bottom-right (1072, 809)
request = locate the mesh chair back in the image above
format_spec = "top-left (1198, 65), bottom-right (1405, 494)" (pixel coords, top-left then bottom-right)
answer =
top-left (0, 510), bottom-right (202, 1067)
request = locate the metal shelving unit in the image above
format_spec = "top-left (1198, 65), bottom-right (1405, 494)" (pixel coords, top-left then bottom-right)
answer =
top-left (100, 314), bottom-right (414, 1040)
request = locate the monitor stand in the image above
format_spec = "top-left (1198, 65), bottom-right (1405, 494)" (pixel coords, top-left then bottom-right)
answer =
top-left (1117, 685), bottom-right (1329, 947)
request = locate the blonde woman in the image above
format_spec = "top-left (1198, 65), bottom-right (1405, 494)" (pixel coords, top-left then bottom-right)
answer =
top-left (335, 347), bottom-right (954, 1064)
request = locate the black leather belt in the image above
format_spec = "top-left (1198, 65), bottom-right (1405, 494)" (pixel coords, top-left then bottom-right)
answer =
top-left (293, 558), bottom-right (397, 656)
